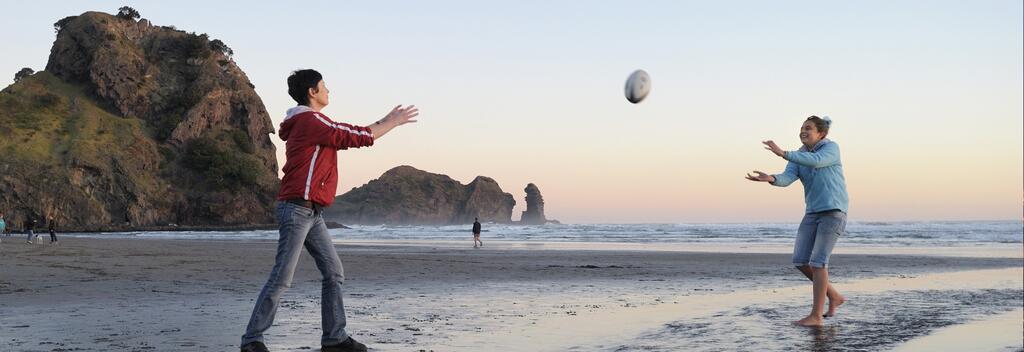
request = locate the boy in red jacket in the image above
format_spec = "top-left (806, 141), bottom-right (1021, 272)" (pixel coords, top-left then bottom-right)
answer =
top-left (242, 69), bottom-right (418, 352)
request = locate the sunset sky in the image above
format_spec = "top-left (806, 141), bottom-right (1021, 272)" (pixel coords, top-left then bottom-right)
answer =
top-left (2, 1), bottom-right (1021, 223)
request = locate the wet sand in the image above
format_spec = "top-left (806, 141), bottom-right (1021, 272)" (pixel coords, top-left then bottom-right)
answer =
top-left (0, 237), bottom-right (1021, 351)
top-left (891, 308), bottom-right (1023, 352)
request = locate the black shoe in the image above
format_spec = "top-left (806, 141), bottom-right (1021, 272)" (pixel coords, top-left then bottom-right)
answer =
top-left (321, 337), bottom-right (367, 352)
top-left (240, 341), bottom-right (269, 352)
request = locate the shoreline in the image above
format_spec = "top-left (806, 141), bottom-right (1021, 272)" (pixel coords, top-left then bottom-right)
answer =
top-left (7, 217), bottom-right (1019, 235)
top-left (27, 234), bottom-right (1024, 259)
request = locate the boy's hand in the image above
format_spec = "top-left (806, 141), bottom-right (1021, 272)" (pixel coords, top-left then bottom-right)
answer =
top-left (384, 105), bottom-right (419, 126)
top-left (370, 105), bottom-right (419, 139)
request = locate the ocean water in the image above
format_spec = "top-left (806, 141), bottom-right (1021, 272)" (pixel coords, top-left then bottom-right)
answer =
top-left (63, 221), bottom-right (1022, 247)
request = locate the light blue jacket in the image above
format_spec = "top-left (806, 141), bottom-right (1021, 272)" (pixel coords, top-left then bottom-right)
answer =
top-left (771, 139), bottom-right (849, 214)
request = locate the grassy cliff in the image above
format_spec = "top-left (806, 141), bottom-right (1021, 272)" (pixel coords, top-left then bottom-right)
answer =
top-left (0, 10), bottom-right (279, 230)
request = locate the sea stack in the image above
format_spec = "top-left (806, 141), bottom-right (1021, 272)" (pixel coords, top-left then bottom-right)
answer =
top-left (520, 183), bottom-right (546, 225)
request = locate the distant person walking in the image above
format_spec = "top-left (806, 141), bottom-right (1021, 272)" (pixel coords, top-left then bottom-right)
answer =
top-left (746, 115), bottom-right (848, 327)
top-left (240, 69), bottom-right (418, 352)
top-left (25, 217), bottom-right (37, 244)
top-left (0, 213), bottom-right (7, 237)
top-left (47, 215), bottom-right (58, 244)
top-left (472, 218), bottom-right (483, 248)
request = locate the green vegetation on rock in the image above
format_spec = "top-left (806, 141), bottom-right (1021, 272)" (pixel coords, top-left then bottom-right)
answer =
top-left (1, 10), bottom-right (279, 231)
top-left (183, 137), bottom-right (262, 190)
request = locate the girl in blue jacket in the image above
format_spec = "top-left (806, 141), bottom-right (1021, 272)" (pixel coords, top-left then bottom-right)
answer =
top-left (747, 115), bottom-right (848, 327)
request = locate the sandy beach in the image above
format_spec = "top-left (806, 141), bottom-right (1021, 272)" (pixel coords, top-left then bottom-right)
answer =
top-left (1, 237), bottom-right (1021, 351)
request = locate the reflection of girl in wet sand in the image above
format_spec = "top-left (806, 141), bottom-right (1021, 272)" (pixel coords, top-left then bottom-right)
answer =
top-left (746, 116), bottom-right (848, 327)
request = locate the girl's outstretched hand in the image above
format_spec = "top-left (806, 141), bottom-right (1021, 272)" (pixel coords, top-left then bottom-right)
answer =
top-left (745, 170), bottom-right (774, 183)
top-left (762, 140), bottom-right (785, 157)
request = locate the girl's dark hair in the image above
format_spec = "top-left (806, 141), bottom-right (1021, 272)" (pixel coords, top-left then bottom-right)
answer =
top-left (287, 69), bottom-right (323, 106)
top-left (806, 115), bottom-right (830, 135)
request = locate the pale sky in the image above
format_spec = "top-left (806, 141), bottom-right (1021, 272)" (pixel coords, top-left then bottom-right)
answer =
top-left (2, 1), bottom-right (1022, 223)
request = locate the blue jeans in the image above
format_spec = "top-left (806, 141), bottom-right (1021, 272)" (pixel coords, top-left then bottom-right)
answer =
top-left (242, 202), bottom-right (349, 346)
top-left (792, 210), bottom-right (846, 268)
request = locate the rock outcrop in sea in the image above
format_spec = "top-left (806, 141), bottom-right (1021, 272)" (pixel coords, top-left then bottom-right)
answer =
top-left (519, 183), bottom-right (547, 225)
top-left (323, 166), bottom-right (516, 225)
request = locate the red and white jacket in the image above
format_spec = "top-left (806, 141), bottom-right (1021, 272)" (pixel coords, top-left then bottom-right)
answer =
top-left (277, 106), bottom-right (375, 207)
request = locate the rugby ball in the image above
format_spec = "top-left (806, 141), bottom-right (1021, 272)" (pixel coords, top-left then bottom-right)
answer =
top-left (624, 69), bottom-right (651, 104)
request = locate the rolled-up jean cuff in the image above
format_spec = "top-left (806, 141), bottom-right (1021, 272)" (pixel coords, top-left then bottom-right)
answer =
top-left (807, 261), bottom-right (828, 268)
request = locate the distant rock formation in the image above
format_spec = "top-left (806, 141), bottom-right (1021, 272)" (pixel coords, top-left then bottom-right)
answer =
top-left (519, 183), bottom-right (547, 225)
top-left (0, 10), bottom-right (278, 231)
top-left (323, 166), bottom-right (516, 225)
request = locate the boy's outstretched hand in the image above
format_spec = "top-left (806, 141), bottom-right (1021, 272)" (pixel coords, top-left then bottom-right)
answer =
top-left (370, 104), bottom-right (419, 139)
top-left (386, 105), bottom-right (419, 126)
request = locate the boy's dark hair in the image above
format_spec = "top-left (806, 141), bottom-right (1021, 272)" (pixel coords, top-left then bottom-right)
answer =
top-left (287, 69), bottom-right (323, 106)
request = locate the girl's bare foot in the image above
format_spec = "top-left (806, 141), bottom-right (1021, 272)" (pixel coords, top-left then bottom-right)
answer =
top-left (824, 295), bottom-right (846, 318)
top-left (794, 315), bottom-right (824, 327)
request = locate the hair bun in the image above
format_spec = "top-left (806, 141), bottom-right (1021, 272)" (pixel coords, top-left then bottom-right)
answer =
top-left (822, 115), bottom-right (832, 126)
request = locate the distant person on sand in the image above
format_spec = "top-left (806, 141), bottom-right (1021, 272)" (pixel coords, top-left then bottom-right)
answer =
top-left (25, 217), bottom-right (37, 244)
top-left (0, 213), bottom-right (7, 237)
top-left (240, 69), bottom-right (418, 352)
top-left (47, 215), bottom-right (58, 244)
top-left (746, 115), bottom-right (848, 327)
top-left (472, 217), bottom-right (483, 248)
